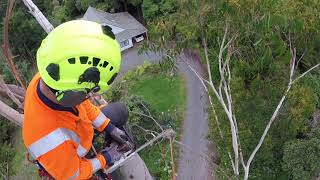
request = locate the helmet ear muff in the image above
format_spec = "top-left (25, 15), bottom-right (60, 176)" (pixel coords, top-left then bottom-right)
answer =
top-left (78, 67), bottom-right (100, 85)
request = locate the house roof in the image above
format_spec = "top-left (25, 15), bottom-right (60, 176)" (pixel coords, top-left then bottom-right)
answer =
top-left (82, 7), bottom-right (147, 42)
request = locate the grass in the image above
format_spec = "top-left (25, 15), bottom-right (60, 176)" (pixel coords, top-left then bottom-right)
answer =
top-left (128, 74), bottom-right (186, 113)
top-left (12, 129), bottom-right (40, 180)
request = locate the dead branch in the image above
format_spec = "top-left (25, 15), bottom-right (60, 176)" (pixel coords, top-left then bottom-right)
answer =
top-left (0, 76), bottom-right (22, 108)
top-left (292, 63), bottom-right (320, 84)
top-left (1, 0), bottom-right (26, 89)
top-left (0, 98), bottom-right (23, 126)
top-left (7, 84), bottom-right (25, 96)
top-left (22, 0), bottom-right (54, 33)
top-left (0, 83), bottom-right (25, 103)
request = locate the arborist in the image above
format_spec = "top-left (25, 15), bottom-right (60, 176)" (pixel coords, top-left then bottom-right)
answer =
top-left (22, 20), bottom-right (130, 179)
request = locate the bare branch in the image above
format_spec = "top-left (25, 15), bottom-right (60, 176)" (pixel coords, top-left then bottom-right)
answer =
top-left (0, 98), bottom-right (23, 126)
top-left (7, 84), bottom-right (25, 97)
top-left (1, 0), bottom-right (26, 89)
top-left (22, 0), bottom-right (54, 33)
top-left (292, 63), bottom-right (320, 84)
top-left (295, 51), bottom-right (305, 71)
top-left (202, 36), bottom-right (213, 84)
top-left (0, 76), bottom-right (22, 107)
top-left (130, 111), bottom-right (163, 131)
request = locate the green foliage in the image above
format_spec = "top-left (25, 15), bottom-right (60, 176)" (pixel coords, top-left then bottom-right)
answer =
top-left (142, 0), bottom-right (177, 21)
top-left (0, 118), bottom-right (17, 176)
top-left (282, 127), bottom-right (320, 180)
top-left (11, 129), bottom-right (40, 179)
top-left (144, 0), bottom-right (320, 178)
top-left (302, 74), bottom-right (320, 107)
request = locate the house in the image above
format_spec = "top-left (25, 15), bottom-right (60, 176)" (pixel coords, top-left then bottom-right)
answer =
top-left (82, 7), bottom-right (147, 51)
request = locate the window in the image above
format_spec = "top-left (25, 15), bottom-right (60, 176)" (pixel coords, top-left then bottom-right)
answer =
top-left (120, 40), bottom-right (129, 48)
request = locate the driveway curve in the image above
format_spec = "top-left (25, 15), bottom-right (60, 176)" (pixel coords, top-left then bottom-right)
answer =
top-left (120, 47), bottom-right (214, 180)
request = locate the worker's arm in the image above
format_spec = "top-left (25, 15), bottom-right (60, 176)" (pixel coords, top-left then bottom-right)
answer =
top-left (38, 140), bottom-right (107, 180)
top-left (83, 99), bottom-right (113, 132)
top-left (83, 99), bottom-right (128, 145)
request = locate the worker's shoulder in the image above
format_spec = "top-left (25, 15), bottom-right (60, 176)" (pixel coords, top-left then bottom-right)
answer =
top-left (23, 74), bottom-right (57, 126)
top-left (23, 74), bottom-right (59, 145)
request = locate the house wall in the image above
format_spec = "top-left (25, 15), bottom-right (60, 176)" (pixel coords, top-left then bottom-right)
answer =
top-left (119, 38), bottom-right (133, 51)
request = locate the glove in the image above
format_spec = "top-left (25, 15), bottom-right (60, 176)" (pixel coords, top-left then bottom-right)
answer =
top-left (101, 145), bottom-right (123, 165)
top-left (105, 123), bottom-right (128, 145)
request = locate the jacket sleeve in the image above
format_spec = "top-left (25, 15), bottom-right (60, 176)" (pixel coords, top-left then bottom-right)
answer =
top-left (38, 140), bottom-right (106, 180)
top-left (82, 99), bottom-right (111, 132)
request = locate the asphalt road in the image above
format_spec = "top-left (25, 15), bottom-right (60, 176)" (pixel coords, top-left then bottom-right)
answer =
top-left (120, 47), bottom-right (214, 180)
top-left (176, 54), bottom-right (214, 180)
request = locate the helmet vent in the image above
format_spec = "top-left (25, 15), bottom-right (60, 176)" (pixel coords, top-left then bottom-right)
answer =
top-left (109, 66), bottom-right (113, 71)
top-left (46, 63), bottom-right (60, 81)
top-left (102, 61), bottom-right (109, 68)
top-left (68, 58), bottom-right (76, 64)
top-left (93, 57), bottom-right (100, 67)
top-left (80, 56), bottom-right (88, 64)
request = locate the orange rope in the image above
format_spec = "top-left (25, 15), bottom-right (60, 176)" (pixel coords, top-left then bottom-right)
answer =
top-left (169, 138), bottom-right (176, 180)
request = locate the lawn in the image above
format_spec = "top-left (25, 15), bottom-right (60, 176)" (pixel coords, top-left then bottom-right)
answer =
top-left (128, 74), bottom-right (186, 113)
top-left (12, 129), bottom-right (40, 180)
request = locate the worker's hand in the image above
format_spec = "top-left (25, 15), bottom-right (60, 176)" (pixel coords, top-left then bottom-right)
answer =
top-left (109, 126), bottom-right (128, 145)
top-left (101, 145), bottom-right (123, 165)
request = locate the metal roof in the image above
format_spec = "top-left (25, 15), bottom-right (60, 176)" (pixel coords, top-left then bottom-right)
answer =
top-left (82, 7), bottom-right (147, 42)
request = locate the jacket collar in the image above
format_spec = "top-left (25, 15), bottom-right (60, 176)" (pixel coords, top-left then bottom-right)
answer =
top-left (36, 81), bottom-right (78, 115)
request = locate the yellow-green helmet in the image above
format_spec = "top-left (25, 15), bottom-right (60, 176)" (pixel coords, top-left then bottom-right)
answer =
top-left (37, 20), bottom-right (121, 93)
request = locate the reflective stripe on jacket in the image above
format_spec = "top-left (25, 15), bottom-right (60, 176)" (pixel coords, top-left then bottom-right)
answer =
top-left (23, 74), bottom-right (109, 180)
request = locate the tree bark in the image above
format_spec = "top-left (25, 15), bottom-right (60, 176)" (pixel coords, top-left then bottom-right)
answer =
top-left (2, 0), bottom-right (27, 89)
top-left (0, 99), bottom-right (23, 126)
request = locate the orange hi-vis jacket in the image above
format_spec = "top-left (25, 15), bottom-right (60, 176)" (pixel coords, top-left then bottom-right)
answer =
top-left (23, 74), bottom-right (110, 180)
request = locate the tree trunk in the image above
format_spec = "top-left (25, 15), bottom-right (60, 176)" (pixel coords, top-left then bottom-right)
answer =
top-left (112, 154), bottom-right (153, 180)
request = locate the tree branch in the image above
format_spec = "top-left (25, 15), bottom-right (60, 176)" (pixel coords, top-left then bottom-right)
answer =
top-left (0, 98), bottom-right (23, 126)
top-left (292, 63), bottom-right (320, 84)
top-left (1, 0), bottom-right (26, 89)
top-left (0, 76), bottom-right (22, 108)
top-left (22, 0), bottom-right (54, 33)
